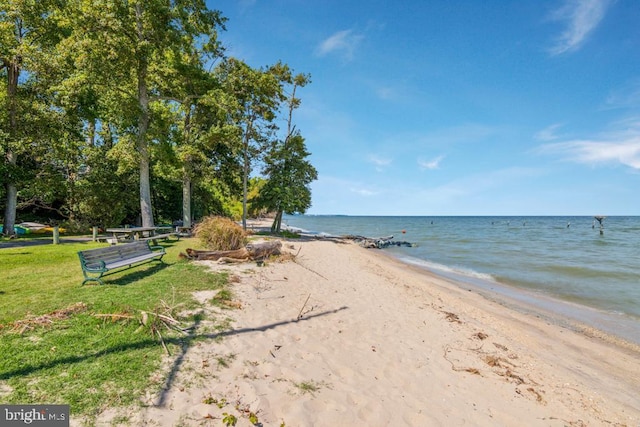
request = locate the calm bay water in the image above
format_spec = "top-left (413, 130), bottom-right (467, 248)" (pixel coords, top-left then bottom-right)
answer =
top-left (282, 215), bottom-right (640, 344)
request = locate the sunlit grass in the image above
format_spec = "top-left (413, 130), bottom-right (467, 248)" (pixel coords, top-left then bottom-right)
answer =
top-left (0, 237), bottom-right (229, 420)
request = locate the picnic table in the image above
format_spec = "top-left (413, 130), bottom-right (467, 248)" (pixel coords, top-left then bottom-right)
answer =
top-left (175, 226), bottom-right (193, 237)
top-left (105, 226), bottom-right (176, 245)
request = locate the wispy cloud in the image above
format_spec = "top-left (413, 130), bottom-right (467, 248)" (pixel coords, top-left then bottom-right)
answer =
top-left (535, 123), bottom-right (565, 141)
top-left (548, 0), bottom-right (611, 56)
top-left (604, 80), bottom-right (640, 110)
top-left (418, 155), bottom-right (445, 170)
top-left (367, 154), bottom-right (392, 171)
top-left (538, 118), bottom-right (640, 169)
top-left (350, 187), bottom-right (378, 197)
top-left (316, 29), bottom-right (364, 60)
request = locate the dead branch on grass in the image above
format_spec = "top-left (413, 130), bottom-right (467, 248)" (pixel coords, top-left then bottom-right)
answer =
top-left (7, 302), bottom-right (88, 334)
top-left (95, 300), bottom-right (193, 355)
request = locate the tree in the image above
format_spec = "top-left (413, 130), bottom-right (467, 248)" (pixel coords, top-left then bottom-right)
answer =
top-left (254, 71), bottom-right (317, 233)
top-left (0, 0), bottom-right (65, 236)
top-left (62, 0), bottom-right (225, 227)
top-left (213, 58), bottom-right (283, 230)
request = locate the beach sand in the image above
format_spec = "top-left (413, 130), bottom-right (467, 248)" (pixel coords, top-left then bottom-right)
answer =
top-left (94, 234), bottom-right (640, 426)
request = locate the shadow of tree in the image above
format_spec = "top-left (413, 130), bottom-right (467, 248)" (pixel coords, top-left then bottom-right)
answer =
top-left (0, 305), bottom-right (349, 407)
top-left (154, 306), bottom-right (349, 406)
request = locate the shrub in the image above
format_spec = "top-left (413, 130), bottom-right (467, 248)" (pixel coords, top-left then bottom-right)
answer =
top-left (194, 216), bottom-right (247, 250)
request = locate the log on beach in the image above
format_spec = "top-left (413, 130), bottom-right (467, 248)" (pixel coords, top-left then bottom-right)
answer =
top-left (182, 240), bottom-right (282, 261)
top-left (342, 235), bottom-right (415, 249)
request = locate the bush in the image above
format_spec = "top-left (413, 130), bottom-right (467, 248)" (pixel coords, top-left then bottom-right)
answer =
top-left (194, 216), bottom-right (247, 250)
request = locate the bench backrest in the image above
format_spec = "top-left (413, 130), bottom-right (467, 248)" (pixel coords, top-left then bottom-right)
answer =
top-left (79, 241), bottom-right (152, 268)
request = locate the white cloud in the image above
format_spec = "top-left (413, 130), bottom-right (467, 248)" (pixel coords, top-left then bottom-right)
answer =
top-left (350, 187), bottom-right (378, 197)
top-left (534, 123), bottom-right (565, 141)
top-left (316, 29), bottom-right (364, 60)
top-left (548, 0), bottom-right (610, 56)
top-left (539, 119), bottom-right (640, 169)
top-left (543, 139), bottom-right (640, 169)
top-left (367, 154), bottom-right (392, 171)
top-left (418, 155), bottom-right (445, 170)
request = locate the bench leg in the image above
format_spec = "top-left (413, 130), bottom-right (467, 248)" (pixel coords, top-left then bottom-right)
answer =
top-left (82, 271), bottom-right (105, 286)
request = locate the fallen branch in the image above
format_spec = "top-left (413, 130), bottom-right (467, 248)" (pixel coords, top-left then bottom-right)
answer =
top-left (181, 241), bottom-right (282, 262)
top-left (297, 294), bottom-right (312, 320)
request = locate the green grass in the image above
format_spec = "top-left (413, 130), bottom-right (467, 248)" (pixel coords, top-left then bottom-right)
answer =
top-left (0, 237), bottom-right (229, 422)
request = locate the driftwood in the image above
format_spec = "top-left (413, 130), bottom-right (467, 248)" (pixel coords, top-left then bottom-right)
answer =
top-left (341, 235), bottom-right (415, 249)
top-left (182, 240), bottom-right (282, 262)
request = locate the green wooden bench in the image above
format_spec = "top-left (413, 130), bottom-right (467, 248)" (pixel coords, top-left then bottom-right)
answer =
top-left (77, 240), bottom-right (166, 285)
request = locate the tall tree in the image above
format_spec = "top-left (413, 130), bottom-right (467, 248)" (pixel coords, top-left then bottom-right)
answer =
top-left (63, 0), bottom-right (225, 227)
top-left (0, 0), bottom-right (65, 236)
top-left (152, 46), bottom-right (226, 229)
top-left (214, 58), bottom-right (282, 229)
top-left (254, 71), bottom-right (317, 233)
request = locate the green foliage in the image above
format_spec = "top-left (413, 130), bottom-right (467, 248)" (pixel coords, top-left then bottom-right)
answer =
top-left (193, 215), bottom-right (247, 250)
top-left (222, 413), bottom-right (238, 426)
top-left (253, 71), bottom-right (316, 233)
top-left (293, 380), bottom-right (324, 396)
top-left (0, 1), bottom-right (317, 238)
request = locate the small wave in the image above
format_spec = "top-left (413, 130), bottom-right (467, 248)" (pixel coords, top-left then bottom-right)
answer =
top-left (399, 255), bottom-right (495, 282)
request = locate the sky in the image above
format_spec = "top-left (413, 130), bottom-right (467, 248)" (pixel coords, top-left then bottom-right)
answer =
top-left (210, 0), bottom-right (640, 216)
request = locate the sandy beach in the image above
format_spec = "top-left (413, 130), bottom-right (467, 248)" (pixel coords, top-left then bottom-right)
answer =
top-left (95, 234), bottom-right (640, 426)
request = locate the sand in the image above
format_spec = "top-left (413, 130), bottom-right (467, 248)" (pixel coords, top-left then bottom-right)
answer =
top-left (93, 234), bottom-right (640, 426)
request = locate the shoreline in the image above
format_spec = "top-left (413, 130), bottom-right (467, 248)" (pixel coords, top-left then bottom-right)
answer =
top-left (382, 248), bottom-right (640, 354)
top-left (93, 234), bottom-right (640, 426)
top-left (282, 217), bottom-right (640, 349)
top-left (389, 250), bottom-right (640, 349)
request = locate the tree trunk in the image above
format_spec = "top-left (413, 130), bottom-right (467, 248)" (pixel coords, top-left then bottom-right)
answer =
top-left (182, 240), bottom-right (282, 261)
top-left (135, 4), bottom-right (154, 228)
top-left (271, 210), bottom-right (283, 233)
top-left (2, 59), bottom-right (19, 237)
top-left (242, 132), bottom-right (250, 231)
top-left (181, 107), bottom-right (192, 228)
top-left (3, 180), bottom-right (17, 237)
top-left (87, 118), bottom-right (96, 146)
top-left (182, 171), bottom-right (192, 228)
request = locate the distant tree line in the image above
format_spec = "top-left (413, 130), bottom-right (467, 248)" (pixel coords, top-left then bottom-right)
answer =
top-left (0, 0), bottom-right (317, 235)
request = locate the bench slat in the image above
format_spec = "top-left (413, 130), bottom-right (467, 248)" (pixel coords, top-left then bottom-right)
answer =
top-left (77, 241), bottom-right (165, 285)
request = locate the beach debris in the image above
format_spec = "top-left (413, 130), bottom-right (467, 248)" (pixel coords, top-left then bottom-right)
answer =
top-left (473, 332), bottom-right (489, 340)
top-left (297, 294), bottom-right (314, 320)
top-left (181, 240), bottom-right (282, 263)
top-left (443, 311), bottom-right (462, 323)
top-left (6, 302), bottom-right (88, 334)
top-left (493, 342), bottom-right (508, 351)
top-left (341, 234), bottom-right (416, 249)
top-left (94, 300), bottom-right (193, 355)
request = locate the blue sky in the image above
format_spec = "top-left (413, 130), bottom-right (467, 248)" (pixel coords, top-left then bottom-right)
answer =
top-left (211, 0), bottom-right (640, 215)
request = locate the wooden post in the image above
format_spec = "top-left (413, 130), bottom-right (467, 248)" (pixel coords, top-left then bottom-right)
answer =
top-left (92, 226), bottom-right (98, 242)
top-left (53, 226), bottom-right (60, 245)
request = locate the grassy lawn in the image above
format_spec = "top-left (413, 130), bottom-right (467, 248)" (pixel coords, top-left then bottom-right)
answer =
top-left (0, 237), bottom-right (230, 422)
